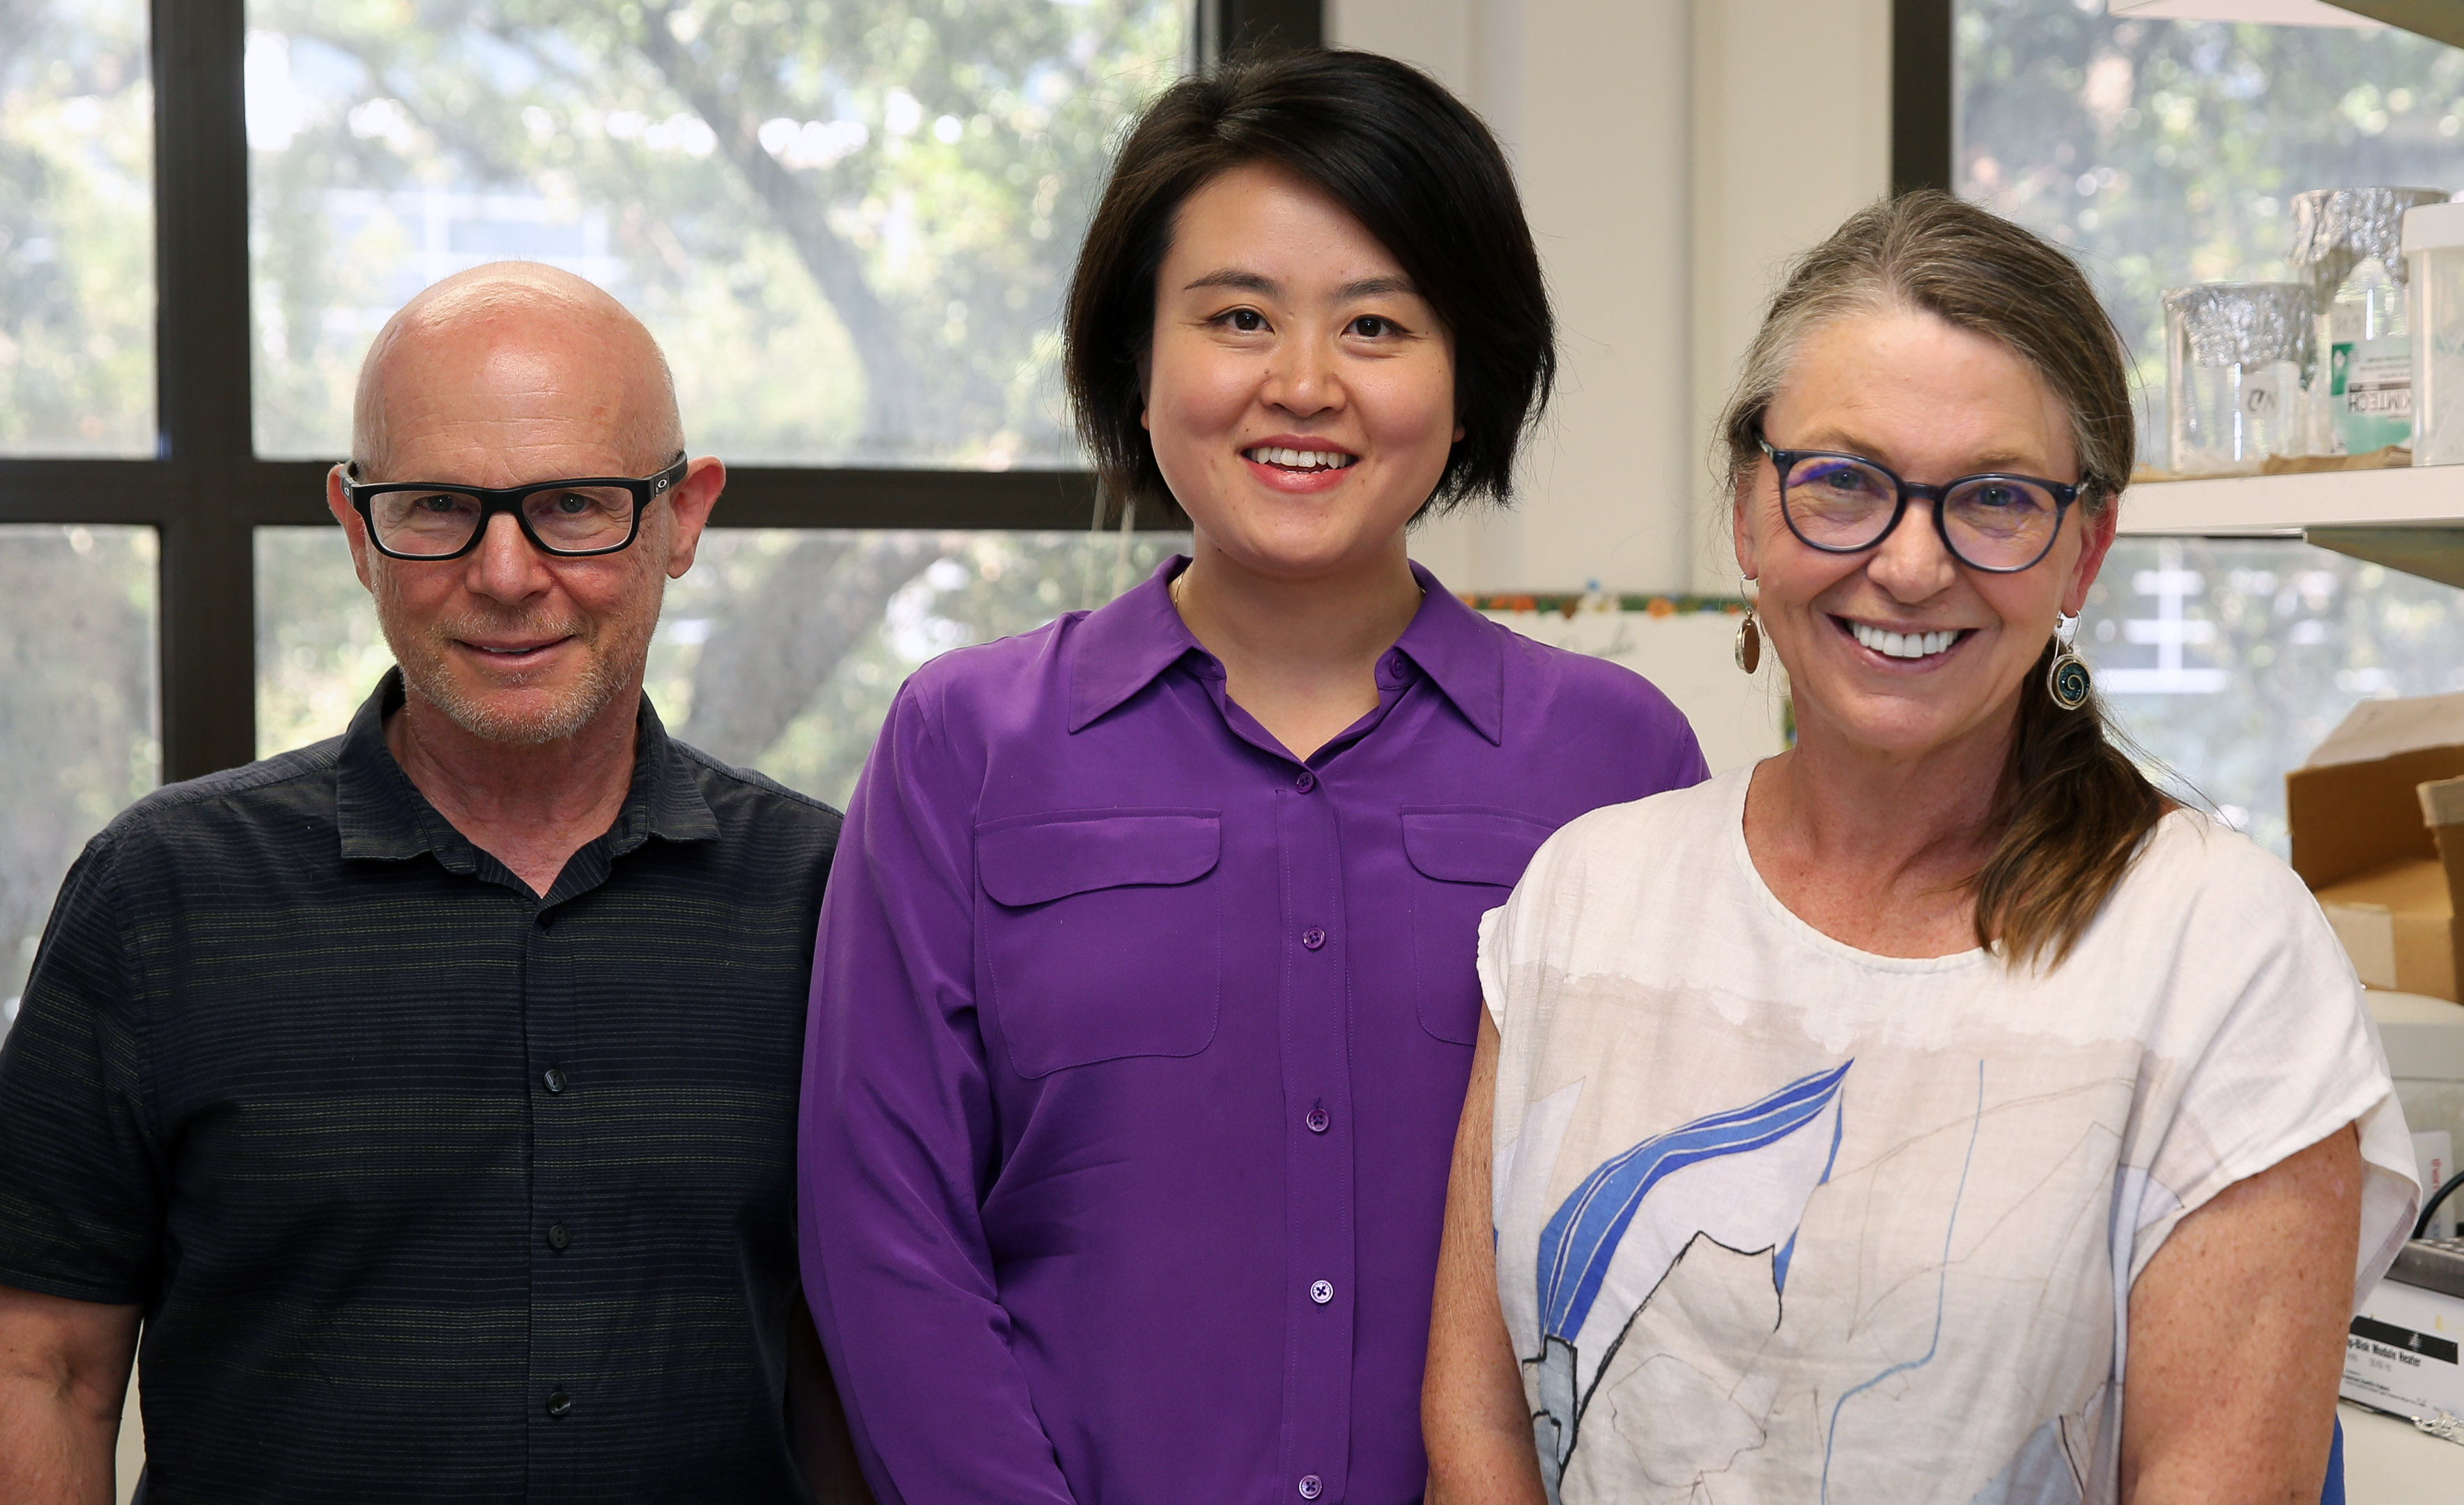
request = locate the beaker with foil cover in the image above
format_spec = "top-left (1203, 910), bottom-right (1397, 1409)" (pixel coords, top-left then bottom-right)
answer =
top-left (2164, 283), bottom-right (2314, 476)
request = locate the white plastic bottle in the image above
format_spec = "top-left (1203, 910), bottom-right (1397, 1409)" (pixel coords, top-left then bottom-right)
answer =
top-left (2405, 201), bottom-right (2464, 467)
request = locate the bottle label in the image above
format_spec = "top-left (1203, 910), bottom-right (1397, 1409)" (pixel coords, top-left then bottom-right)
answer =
top-left (2333, 337), bottom-right (2413, 453)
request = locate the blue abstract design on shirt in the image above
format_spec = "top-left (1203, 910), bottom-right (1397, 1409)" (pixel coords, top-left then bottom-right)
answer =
top-left (1536, 1061), bottom-right (1851, 1337)
top-left (1529, 1061), bottom-right (1851, 1496)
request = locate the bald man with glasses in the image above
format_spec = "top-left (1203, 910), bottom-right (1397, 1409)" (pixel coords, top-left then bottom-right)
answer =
top-left (0, 263), bottom-right (863, 1504)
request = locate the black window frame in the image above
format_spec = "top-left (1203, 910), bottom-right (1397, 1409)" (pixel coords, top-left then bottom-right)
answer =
top-left (1894, 0), bottom-right (1954, 194)
top-left (0, 0), bottom-right (1321, 782)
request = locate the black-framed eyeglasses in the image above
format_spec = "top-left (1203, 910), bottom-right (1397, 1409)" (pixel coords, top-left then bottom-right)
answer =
top-left (1758, 433), bottom-right (2081, 573)
top-left (341, 453), bottom-right (689, 561)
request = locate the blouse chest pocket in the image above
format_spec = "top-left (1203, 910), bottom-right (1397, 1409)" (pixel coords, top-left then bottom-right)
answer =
top-left (1402, 807), bottom-right (1557, 1044)
top-left (976, 810), bottom-right (1223, 1078)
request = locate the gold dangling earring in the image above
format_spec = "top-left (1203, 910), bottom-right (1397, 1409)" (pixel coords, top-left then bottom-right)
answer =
top-left (1734, 606), bottom-right (1762, 674)
top-left (2046, 612), bottom-right (2091, 710)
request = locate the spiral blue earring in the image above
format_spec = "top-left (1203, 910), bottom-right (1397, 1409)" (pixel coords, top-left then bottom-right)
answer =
top-left (2047, 614), bottom-right (2090, 710)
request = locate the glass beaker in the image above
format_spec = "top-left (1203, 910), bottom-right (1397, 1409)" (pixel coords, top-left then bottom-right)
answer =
top-left (2164, 283), bottom-right (2315, 476)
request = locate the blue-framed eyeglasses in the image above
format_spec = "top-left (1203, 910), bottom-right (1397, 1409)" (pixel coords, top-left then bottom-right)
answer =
top-left (1759, 432), bottom-right (2081, 573)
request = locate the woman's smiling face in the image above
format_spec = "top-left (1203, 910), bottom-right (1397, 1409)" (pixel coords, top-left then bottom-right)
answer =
top-left (1735, 307), bottom-right (2117, 762)
top-left (1143, 160), bottom-right (1461, 579)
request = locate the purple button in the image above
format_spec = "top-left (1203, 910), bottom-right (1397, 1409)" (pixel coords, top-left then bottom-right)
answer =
top-left (1294, 770), bottom-right (1317, 794)
top-left (1298, 1476), bottom-right (1323, 1499)
top-left (1300, 927), bottom-right (1327, 950)
top-left (1305, 1106), bottom-right (1330, 1134)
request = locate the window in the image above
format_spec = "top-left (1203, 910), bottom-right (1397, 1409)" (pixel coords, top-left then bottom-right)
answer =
top-left (257, 525), bottom-right (1187, 804)
top-left (0, 0), bottom-right (153, 456)
top-left (0, 525), bottom-right (157, 1038)
top-left (0, 4), bottom-right (1311, 1007)
top-left (1957, 1), bottom-right (2464, 466)
top-left (237, 1), bottom-right (1198, 789)
top-left (2087, 536), bottom-right (2464, 851)
top-left (244, 1), bottom-right (1185, 467)
top-left (1953, 3), bottom-right (2464, 852)
top-left (0, 0), bottom-right (158, 1039)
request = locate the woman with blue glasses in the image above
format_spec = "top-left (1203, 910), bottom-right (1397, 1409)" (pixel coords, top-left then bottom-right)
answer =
top-left (1423, 192), bottom-right (2417, 1504)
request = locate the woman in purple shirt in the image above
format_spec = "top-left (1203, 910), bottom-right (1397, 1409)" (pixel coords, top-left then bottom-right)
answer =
top-left (799, 49), bottom-right (1704, 1504)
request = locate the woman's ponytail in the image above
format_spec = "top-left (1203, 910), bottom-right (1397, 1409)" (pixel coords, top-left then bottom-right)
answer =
top-left (1973, 644), bottom-right (2166, 966)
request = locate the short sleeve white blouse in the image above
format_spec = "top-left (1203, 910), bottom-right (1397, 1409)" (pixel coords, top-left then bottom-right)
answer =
top-left (1477, 765), bottom-right (2416, 1505)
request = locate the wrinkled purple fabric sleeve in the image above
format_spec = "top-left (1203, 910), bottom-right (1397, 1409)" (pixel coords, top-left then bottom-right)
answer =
top-left (796, 676), bottom-right (1077, 1505)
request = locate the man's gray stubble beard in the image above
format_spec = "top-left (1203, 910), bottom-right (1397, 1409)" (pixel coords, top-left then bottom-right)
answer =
top-left (376, 589), bottom-right (661, 748)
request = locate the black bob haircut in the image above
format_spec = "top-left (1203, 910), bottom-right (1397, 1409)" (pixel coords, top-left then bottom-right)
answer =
top-left (1063, 49), bottom-right (1555, 522)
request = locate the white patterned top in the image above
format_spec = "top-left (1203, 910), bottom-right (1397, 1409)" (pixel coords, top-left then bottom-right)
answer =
top-left (1479, 766), bottom-right (2416, 1505)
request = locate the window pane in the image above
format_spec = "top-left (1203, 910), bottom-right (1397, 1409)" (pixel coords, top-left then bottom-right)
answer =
top-left (0, 0), bottom-right (154, 456)
top-left (2089, 537), bottom-right (2464, 854)
top-left (0, 525), bottom-right (160, 1038)
top-left (1956, 3), bottom-right (2464, 465)
top-left (256, 527), bottom-right (1187, 805)
top-left (245, 3), bottom-right (1185, 465)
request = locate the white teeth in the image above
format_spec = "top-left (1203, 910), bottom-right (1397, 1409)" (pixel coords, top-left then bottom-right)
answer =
top-left (1244, 446), bottom-right (1355, 471)
top-left (1851, 622), bottom-right (1961, 660)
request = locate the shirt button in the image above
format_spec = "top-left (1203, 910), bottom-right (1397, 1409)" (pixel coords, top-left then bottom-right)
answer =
top-left (1298, 1475), bottom-right (1323, 1499)
top-left (1305, 1106), bottom-right (1330, 1134)
top-left (546, 1389), bottom-right (572, 1418)
top-left (542, 1066), bottom-right (567, 1094)
top-left (1294, 770), bottom-right (1317, 794)
top-left (1309, 1279), bottom-right (1334, 1305)
top-left (1301, 927), bottom-right (1327, 950)
top-left (546, 1223), bottom-right (570, 1251)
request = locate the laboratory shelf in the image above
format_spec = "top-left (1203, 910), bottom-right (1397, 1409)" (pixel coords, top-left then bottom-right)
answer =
top-left (2121, 465), bottom-right (2464, 537)
top-left (2109, 2), bottom-right (2463, 50)
top-left (2122, 466), bottom-right (2464, 588)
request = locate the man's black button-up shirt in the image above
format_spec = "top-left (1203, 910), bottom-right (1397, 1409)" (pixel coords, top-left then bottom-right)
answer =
top-left (0, 673), bottom-right (840, 1504)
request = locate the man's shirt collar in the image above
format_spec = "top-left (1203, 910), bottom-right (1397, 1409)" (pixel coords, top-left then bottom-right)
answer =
top-left (336, 668), bottom-right (718, 873)
top-left (1066, 556), bottom-right (1504, 746)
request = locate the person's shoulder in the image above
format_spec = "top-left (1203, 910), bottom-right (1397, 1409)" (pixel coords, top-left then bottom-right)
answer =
top-left (666, 741), bottom-right (843, 847)
top-left (2129, 808), bottom-right (2309, 902)
top-left (898, 612), bottom-right (1077, 704)
top-left (668, 740), bottom-right (838, 815)
top-left (38, 741), bottom-right (346, 921)
top-left (1488, 771), bottom-right (1749, 980)
top-left (2108, 808), bottom-right (2330, 947)
top-left (93, 738), bottom-right (346, 860)
top-left (1525, 765), bottom-right (1745, 893)
top-left (1556, 763), bottom-right (1741, 841)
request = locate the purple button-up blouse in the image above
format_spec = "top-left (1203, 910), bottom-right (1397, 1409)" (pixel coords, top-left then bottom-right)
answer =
top-left (799, 559), bottom-right (1706, 1504)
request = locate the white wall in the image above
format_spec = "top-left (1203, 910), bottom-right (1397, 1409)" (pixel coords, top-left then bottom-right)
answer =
top-left (1327, 0), bottom-right (1893, 595)
top-left (1685, 0), bottom-right (1893, 592)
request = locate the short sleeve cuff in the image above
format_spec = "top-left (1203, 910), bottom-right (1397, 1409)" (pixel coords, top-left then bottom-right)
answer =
top-left (1477, 903), bottom-right (1509, 1033)
top-left (2355, 1087), bottom-right (2422, 1306)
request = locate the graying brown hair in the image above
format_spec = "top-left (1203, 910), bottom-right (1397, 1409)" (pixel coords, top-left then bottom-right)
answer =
top-left (1715, 190), bottom-right (2162, 969)
top-left (1716, 190), bottom-right (2134, 523)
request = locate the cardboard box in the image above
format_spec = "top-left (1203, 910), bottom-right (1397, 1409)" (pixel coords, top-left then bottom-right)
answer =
top-left (2290, 693), bottom-right (2464, 1001)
